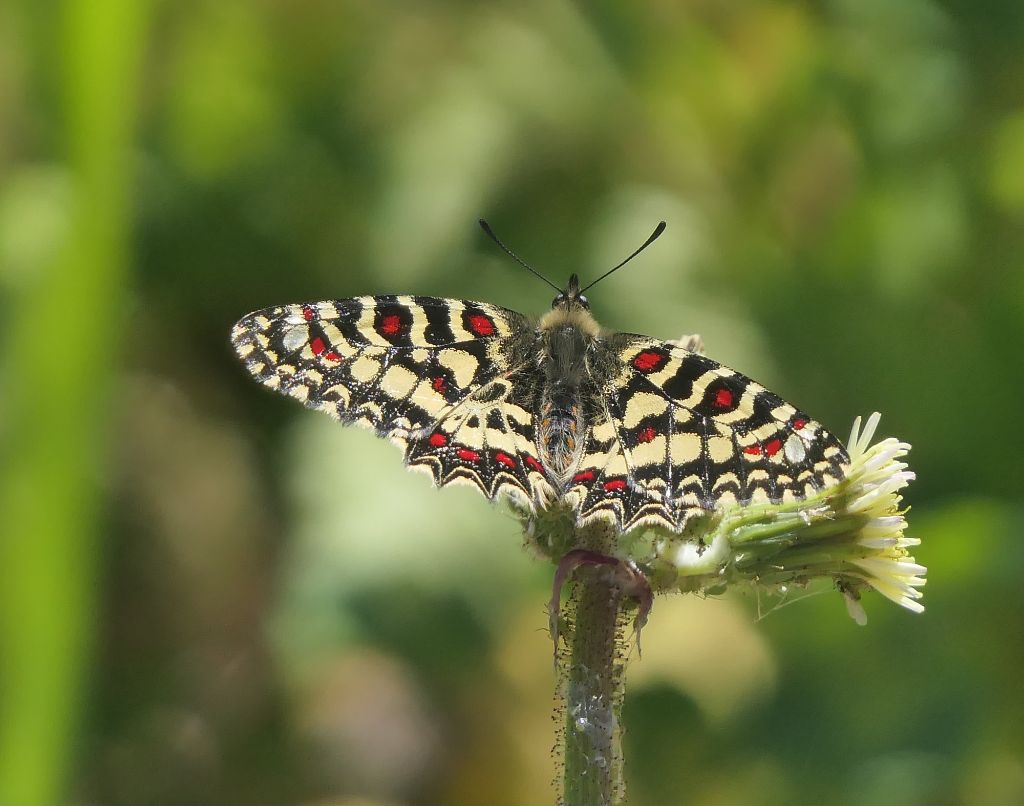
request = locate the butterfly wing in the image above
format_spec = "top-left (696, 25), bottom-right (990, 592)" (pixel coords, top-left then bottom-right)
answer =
top-left (567, 335), bottom-right (851, 532)
top-left (231, 295), bottom-right (553, 508)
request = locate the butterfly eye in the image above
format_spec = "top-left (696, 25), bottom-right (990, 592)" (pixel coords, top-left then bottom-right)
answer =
top-left (552, 293), bottom-right (567, 308)
top-left (578, 294), bottom-right (589, 309)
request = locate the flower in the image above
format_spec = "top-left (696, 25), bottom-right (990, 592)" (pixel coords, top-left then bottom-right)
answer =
top-left (840, 413), bottom-right (925, 620)
top-left (650, 413), bottom-right (925, 624)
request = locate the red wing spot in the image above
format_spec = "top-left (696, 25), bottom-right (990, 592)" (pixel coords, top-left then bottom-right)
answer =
top-left (324, 350), bottom-right (342, 362)
top-left (765, 438), bottom-right (783, 457)
top-left (524, 456), bottom-right (544, 473)
top-left (714, 388), bottom-right (734, 408)
top-left (432, 376), bottom-right (446, 392)
top-left (302, 306), bottom-right (315, 321)
top-left (379, 314), bottom-right (402, 336)
top-left (428, 432), bottom-right (447, 447)
top-left (743, 444), bottom-right (762, 456)
top-left (310, 337), bottom-right (326, 356)
top-left (457, 448), bottom-right (481, 462)
top-left (572, 470), bottom-right (595, 483)
top-left (637, 426), bottom-right (656, 444)
top-left (632, 350), bottom-right (665, 372)
top-left (495, 451), bottom-right (516, 469)
top-left (603, 479), bottom-right (627, 492)
top-left (793, 418), bottom-right (808, 430)
top-left (468, 314), bottom-right (496, 337)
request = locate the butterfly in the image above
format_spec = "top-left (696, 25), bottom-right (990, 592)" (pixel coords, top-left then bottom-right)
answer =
top-left (231, 221), bottom-right (850, 535)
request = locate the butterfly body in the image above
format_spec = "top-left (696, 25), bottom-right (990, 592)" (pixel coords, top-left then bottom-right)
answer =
top-left (233, 280), bottom-right (850, 536)
top-left (536, 304), bottom-right (600, 482)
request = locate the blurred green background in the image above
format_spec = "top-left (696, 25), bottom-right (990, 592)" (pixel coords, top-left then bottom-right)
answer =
top-left (2, 1), bottom-right (1023, 804)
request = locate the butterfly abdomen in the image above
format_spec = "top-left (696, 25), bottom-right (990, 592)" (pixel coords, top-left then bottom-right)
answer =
top-left (538, 396), bottom-right (585, 483)
top-left (536, 321), bottom-right (596, 483)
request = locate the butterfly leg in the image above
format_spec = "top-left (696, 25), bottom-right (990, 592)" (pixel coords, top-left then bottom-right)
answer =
top-left (548, 549), bottom-right (653, 666)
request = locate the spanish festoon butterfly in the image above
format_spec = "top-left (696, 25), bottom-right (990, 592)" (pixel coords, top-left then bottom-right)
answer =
top-left (231, 221), bottom-right (849, 534)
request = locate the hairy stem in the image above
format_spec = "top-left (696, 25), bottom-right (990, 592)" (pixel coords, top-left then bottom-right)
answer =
top-left (558, 566), bottom-right (630, 806)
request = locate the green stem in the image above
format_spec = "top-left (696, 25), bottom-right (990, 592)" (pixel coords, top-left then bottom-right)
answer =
top-left (559, 564), bottom-right (630, 806)
top-left (0, 2), bottom-right (151, 804)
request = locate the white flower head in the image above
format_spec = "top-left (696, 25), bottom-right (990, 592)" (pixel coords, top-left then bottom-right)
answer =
top-left (841, 415), bottom-right (925, 615)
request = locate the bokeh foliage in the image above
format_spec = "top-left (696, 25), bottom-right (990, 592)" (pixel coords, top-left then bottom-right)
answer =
top-left (1, 1), bottom-right (1023, 804)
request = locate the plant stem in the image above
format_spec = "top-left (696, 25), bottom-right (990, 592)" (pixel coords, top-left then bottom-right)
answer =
top-left (0, 3), bottom-right (151, 803)
top-left (560, 566), bottom-right (629, 806)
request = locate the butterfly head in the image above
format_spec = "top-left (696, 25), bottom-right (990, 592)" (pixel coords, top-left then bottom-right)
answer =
top-left (552, 274), bottom-right (590, 311)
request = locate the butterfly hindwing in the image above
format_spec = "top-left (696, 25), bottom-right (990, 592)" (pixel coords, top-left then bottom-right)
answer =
top-left (404, 370), bottom-right (553, 505)
top-left (232, 295), bottom-right (551, 505)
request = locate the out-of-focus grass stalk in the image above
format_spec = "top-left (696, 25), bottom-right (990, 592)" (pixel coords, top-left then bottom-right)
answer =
top-left (0, 2), bottom-right (151, 803)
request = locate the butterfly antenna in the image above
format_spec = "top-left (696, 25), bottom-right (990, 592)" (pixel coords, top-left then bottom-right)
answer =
top-left (478, 219), bottom-right (562, 294)
top-left (579, 221), bottom-right (667, 294)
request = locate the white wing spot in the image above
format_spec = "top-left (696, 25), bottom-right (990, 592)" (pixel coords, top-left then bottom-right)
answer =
top-left (281, 325), bottom-right (308, 352)
top-left (784, 433), bottom-right (807, 464)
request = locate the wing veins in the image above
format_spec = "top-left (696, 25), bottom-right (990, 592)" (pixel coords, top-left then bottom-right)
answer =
top-left (416, 362), bottom-right (531, 439)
